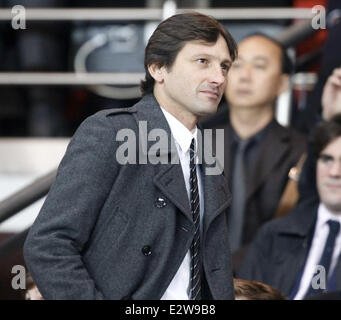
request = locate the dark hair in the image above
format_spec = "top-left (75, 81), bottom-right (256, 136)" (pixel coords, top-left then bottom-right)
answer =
top-left (311, 114), bottom-right (341, 158)
top-left (140, 12), bottom-right (237, 96)
top-left (234, 278), bottom-right (287, 300)
top-left (241, 33), bottom-right (294, 75)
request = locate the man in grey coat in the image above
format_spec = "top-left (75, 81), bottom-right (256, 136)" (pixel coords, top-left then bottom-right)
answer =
top-left (23, 12), bottom-right (238, 300)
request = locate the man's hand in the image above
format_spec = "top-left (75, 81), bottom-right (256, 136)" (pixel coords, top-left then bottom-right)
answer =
top-left (322, 67), bottom-right (341, 120)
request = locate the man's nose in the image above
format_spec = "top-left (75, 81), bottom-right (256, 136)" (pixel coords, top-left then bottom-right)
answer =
top-left (239, 64), bottom-right (252, 82)
top-left (208, 65), bottom-right (225, 86)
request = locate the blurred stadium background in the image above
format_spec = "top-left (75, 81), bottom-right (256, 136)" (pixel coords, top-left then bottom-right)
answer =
top-left (0, 0), bottom-right (337, 299)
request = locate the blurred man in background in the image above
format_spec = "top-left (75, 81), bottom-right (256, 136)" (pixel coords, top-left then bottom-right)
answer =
top-left (203, 34), bottom-right (306, 261)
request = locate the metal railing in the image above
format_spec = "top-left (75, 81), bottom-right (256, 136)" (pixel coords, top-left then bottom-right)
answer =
top-left (0, 169), bottom-right (57, 225)
top-left (0, 169), bottom-right (57, 259)
top-left (0, 7), bottom-right (319, 89)
top-left (0, 17), bottom-right (320, 88)
top-left (0, 228), bottom-right (29, 260)
top-left (0, 72), bottom-right (145, 86)
top-left (276, 19), bottom-right (319, 47)
top-left (0, 7), bottom-right (314, 21)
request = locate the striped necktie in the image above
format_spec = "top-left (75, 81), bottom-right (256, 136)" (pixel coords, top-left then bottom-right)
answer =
top-left (189, 138), bottom-right (201, 300)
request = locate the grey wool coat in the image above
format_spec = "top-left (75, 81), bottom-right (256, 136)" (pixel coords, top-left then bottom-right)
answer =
top-left (23, 94), bottom-right (234, 300)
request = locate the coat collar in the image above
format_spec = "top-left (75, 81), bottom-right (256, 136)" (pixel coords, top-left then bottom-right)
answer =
top-left (274, 197), bottom-right (320, 237)
top-left (160, 106), bottom-right (198, 154)
top-left (132, 94), bottom-right (231, 227)
top-left (133, 94), bottom-right (192, 220)
top-left (246, 120), bottom-right (291, 200)
top-left (269, 197), bottom-right (320, 296)
top-left (223, 117), bottom-right (292, 201)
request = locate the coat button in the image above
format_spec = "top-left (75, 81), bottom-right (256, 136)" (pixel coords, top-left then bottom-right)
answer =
top-left (142, 245), bottom-right (152, 256)
top-left (155, 197), bottom-right (167, 208)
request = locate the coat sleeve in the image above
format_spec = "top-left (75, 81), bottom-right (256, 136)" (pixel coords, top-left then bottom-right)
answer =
top-left (23, 112), bottom-right (120, 300)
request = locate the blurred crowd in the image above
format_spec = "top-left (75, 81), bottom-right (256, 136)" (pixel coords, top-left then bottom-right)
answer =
top-left (200, 0), bottom-right (341, 300)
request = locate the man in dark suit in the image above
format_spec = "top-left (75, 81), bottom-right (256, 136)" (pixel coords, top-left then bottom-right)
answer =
top-left (202, 34), bottom-right (306, 256)
top-left (23, 13), bottom-right (238, 300)
top-left (238, 114), bottom-right (341, 299)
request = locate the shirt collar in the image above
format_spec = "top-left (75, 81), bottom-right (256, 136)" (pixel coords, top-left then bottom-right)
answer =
top-left (160, 106), bottom-right (198, 153)
top-left (229, 118), bottom-right (275, 145)
top-left (316, 203), bottom-right (341, 229)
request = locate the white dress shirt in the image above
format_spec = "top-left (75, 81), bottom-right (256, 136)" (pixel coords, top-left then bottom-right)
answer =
top-left (294, 203), bottom-right (341, 300)
top-left (159, 107), bottom-right (204, 300)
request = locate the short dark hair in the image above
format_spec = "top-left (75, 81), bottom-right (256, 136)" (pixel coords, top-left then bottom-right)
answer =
top-left (234, 278), bottom-right (287, 300)
top-left (140, 12), bottom-right (237, 96)
top-left (241, 33), bottom-right (294, 75)
top-left (312, 114), bottom-right (341, 158)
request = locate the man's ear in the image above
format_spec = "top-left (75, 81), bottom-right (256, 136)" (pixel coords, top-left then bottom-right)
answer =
top-left (148, 63), bottom-right (166, 84)
top-left (277, 74), bottom-right (290, 95)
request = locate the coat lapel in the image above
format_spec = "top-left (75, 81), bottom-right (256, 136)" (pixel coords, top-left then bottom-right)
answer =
top-left (133, 94), bottom-right (192, 222)
top-left (202, 166), bottom-right (231, 233)
top-left (206, 110), bottom-right (293, 201)
top-left (223, 124), bottom-right (233, 180)
top-left (274, 235), bottom-right (310, 296)
top-left (273, 198), bottom-right (319, 295)
top-left (133, 94), bottom-right (232, 225)
top-left (246, 121), bottom-right (291, 201)
top-left (199, 128), bottom-right (232, 233)
top-left (153, 164), bottom-right (192, 221)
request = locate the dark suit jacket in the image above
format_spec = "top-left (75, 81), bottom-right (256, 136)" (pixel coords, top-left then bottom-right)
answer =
top-left (23, 94), bottom-right (234, 300)
top-left (202, 107), bottom-right (307, 247)
top-left (237, 197), bottom-right (341, 298)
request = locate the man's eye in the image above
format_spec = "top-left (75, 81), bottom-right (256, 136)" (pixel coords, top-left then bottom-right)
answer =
top-left (255, 65), bottom-right (266, 70)
top-left (319, 155), bottom-right (334, 163)
top-left (221, 64), bottom-right (230, 71)
top-left (198, 58), bottom-right (208, 64)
